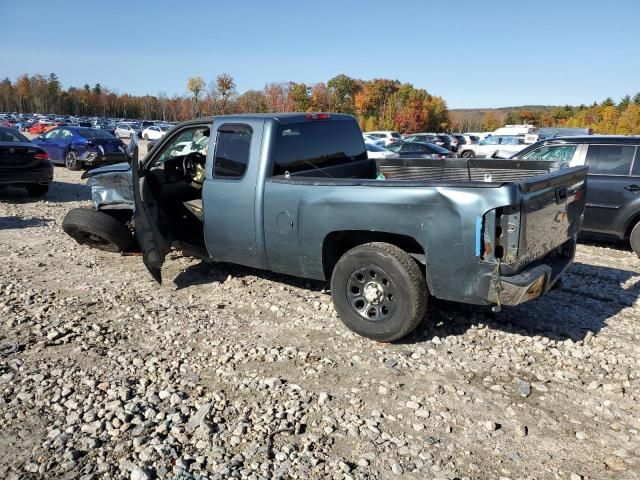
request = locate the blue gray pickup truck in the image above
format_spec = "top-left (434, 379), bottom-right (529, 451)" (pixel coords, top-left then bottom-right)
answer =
top-left (63, 113), bottom-right (587, 341)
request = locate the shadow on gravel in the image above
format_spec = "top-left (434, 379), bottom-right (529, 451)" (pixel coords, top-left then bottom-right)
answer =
top-left (401, 262), bottom-right (640, 345)
top-left (0, 216), bottom-right (53, 229)
top-left (578, 232), bottom-right (632, 253)
top-left (0, 180), bottom-right (90, 204)
top-left (173, 260), bottom-right (327, 293)
top-left (173, 257), bottom-right (639, 345)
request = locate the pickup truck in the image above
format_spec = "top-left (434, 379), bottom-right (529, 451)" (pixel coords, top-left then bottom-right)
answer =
top-left (62, 113), bottom-right (587, 342)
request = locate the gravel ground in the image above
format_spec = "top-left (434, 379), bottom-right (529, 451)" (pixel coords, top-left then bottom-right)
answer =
top-left (1, 167), bottom-right (639, 480)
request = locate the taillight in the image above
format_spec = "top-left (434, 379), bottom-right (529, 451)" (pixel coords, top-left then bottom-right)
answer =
top-left (306, 113), bottom-right (330, 120)
top-left (34, 151), bottom-right (49, 161)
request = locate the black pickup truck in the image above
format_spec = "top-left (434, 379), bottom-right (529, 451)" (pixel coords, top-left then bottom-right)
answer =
top-left (64, 113), bottom-right (587, 342)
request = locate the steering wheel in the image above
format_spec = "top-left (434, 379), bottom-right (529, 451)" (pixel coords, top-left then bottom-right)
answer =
top-left (182, 152), bottom-right (206, 185)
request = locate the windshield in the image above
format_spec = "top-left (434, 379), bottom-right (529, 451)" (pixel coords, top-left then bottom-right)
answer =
top-left (78, 129), bottom-right (116, 139)
top-left (423, 143), bottom-right (450, 154)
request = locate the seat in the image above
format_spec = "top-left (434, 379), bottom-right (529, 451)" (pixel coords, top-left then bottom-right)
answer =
top-left (183, 199), bottom-right (203, 221)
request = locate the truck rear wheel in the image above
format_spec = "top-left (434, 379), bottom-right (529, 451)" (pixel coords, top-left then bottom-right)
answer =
top-left (330, 242), bottom-right (428, 342)
top-left (62, 208), bottom-right (134, 253)
top-left (630, 222), bottom-right (640, 257)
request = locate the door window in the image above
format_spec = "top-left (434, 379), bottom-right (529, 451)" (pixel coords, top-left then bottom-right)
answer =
top-left (213, 124), bottom-right (252, 178)
top-left (520, 144), bottom-right (577, 163)
top-left (481, 136), bottom-right (499, 145)
top-left (152, 126), bottom-right (210, 167)
top-left (585, 145), bottom-right (635, 175)
top-left (44, 129), bottom-right (61, 139)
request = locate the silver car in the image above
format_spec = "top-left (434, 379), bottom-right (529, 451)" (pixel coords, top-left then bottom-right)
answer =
top-left (114, 123), bottom-right (141, 139)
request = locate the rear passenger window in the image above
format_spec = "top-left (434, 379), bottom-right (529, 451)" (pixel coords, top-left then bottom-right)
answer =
top-left (585, 145), bottom-right (635, 175)
top-left (273, 120), bottom-right (367, 176)
top-left (214, 124), bottom-right (252, 178)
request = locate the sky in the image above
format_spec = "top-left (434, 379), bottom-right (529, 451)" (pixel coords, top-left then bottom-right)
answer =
top-left (1, 0), bottom-right (639, 109)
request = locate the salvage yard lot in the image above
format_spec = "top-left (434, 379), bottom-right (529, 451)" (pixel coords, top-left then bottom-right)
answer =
top-left (1, 168), bottom-right (640, 479)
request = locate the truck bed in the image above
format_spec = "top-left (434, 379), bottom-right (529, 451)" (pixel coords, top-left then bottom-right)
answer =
top-left (376, 158), bottom-right (559, 183)
top-left (282, 157), bottom-right (561, 187)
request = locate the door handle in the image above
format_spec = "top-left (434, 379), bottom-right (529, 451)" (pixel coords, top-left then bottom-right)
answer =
top-left (624, 184), bottom-right (640, 193)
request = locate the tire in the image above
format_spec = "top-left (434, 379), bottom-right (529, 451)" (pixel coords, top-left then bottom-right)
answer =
top-left (461, 150), bottom-right (474, 158)
top-left (62, 208), bottom-right (134, 253)
top-left (65, 151), bottom-right (81, 171)
top-left (630, 222), bottom-right (640, 257)
top-left (26, 184), bottom-right (49, 197)
top-left (330, 242), bottom-right (428, 342)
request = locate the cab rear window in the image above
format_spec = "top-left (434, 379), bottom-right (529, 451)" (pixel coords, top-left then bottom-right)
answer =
top-left (273, 120), bottom-right (367, 176)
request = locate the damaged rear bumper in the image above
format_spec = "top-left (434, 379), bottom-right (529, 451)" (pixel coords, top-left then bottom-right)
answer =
top-left (474, 238), bottom-right (575, 306)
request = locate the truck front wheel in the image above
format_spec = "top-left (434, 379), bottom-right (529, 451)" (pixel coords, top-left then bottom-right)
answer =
top-left (330, 242), bottom-right (428, 342)
top-left (62, 208), bottom-right (134, 253)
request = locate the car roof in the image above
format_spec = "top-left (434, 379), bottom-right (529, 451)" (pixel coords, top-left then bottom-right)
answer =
top-left (181, 113), bottom-right (356, 127)
top-left (541, 135), bottom-right (640, 145)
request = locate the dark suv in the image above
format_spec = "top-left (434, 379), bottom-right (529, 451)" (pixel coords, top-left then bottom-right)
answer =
top-left (513, 136), bottom-right (640, 254)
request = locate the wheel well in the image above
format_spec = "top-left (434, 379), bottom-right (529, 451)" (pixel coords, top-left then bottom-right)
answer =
top-left (624, 211), bottom-right (640, 238)
top-left (322, 231), bottom-right (425, 280)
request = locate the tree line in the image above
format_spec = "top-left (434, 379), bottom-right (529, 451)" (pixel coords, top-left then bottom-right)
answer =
top-left (0, 73), bottom-right (449, 133)
top-left (2, 73), bottom-right (639, 134)
top-left (449, 95), bottom-right (640, 134)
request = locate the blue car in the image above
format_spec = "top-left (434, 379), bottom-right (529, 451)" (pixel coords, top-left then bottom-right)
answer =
top-left (32, 127), bottom-right (127, 170)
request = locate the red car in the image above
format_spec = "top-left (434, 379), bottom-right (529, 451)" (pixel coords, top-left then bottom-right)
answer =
top-left (28, 122), bottom-right (52, 135)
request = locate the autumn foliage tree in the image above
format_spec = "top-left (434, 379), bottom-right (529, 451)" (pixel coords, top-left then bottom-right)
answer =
top-left (3, 72), bottom-right (638, 135)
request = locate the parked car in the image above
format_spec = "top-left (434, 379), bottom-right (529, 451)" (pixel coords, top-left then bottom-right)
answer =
top-left (363, 134), bottom-right (385, 147)
top-left (512, 136), bottom-right (640, 255)
top-left (62, 112), bottom-right (586, 342)
top-left (461, 134), bottom-right (480, 145)
top-left (32, 127), bottom-right (127, 170)
top-left (404, 133), bottom-right (452, 151)
top-left (449, 134), bottom-right (468, 151)
top-left (365, 143), bottom-right (400, 159)
top-left (142, 125), bottom-right (172, 141)
top-left (114, 123), bottom-right (142, 139)
top-left (385, 141), bottom-right (456, 158)
top-left (28, 121), bottom-right (54, 135)
top-left (458, 135), bottom-right (527, 158)
top-left (0, 126), bottom-right (52, 196)
top-left (365, 131), bottom-right (403, 146)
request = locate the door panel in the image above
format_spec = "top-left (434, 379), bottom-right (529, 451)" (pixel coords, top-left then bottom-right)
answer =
top-left (202, 118), bottom-right (265, 268)
top-left (583, 145), bottom-right (636, 235)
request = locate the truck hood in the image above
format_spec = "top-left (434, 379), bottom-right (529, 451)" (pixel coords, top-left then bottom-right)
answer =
top-left (81, 161), bottom-right (131, 179)
top-left (82, 162), bottom-right (134, 209)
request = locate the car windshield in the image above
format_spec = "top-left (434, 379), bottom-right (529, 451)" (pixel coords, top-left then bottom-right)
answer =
top-left (419, 142), bottom-right (450, 154)
top-left (0, 127), bottom-right (29, 142)
top-left (386, 142), bottom-right (403, 152)
top-left (77, 129), bottom-right (116, 139)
